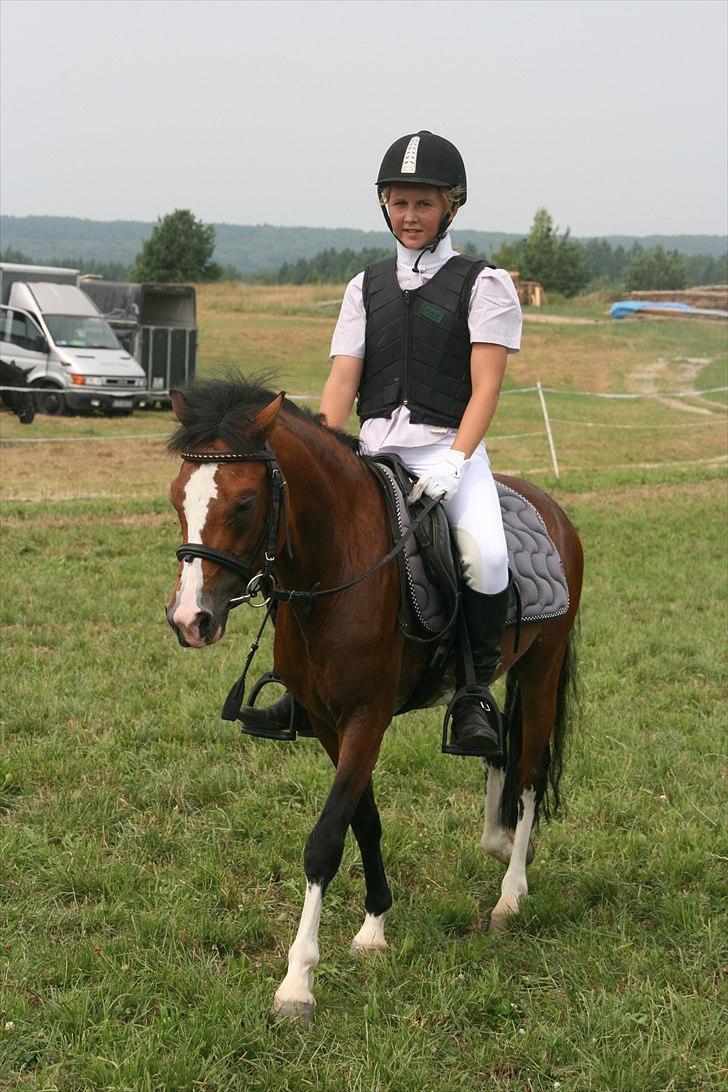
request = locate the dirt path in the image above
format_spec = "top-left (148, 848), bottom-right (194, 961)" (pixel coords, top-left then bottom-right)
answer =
top-left (628, 356), bottom-right (721, 415)
top-left (522, 313), bottom-right (600, 325)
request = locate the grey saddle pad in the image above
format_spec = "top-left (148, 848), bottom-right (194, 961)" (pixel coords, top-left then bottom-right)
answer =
top-left (378, 468), bottom-right (570, 633)
top-left (497, 482), bottom-right (570, 625)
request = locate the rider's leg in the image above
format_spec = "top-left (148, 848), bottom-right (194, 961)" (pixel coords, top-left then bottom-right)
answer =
top-left (441, 444), bottom-right (510, 757)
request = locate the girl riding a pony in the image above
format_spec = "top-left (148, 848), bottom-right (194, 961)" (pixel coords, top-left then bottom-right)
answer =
top-left (241, 129), bottom-right (522, 757)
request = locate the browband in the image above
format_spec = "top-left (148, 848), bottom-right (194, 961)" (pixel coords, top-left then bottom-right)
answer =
top-left (180, 450), bottom-right (277, 463)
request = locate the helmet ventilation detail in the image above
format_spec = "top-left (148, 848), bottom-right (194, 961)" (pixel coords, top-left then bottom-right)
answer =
top-left (400, 136), bottom-right (421, 174)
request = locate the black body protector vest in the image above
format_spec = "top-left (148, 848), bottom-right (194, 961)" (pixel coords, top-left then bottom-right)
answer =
top-left (358, 253), bottom-right (494, 429)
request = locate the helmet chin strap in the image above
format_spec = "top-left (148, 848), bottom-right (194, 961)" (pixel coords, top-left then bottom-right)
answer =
top-left (411, 213), bottom-right (452, 273)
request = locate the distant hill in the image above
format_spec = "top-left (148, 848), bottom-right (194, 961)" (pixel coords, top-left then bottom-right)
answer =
top-left (1, 215), bottom-right (726, 275)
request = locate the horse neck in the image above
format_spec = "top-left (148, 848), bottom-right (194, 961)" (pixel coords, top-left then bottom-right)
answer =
top-left (271, 419), bottom-right (376, 588)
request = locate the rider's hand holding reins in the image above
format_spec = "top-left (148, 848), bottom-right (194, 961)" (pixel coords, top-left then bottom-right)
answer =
top-left (409, 448), bottom-right (470, 501)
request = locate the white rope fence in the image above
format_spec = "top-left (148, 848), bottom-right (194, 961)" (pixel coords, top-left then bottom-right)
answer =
top-left (2, 384), bottom-right (725, 400)
top-left (2, 384), bottom-right (726, 480)
top-left (500, 385), bottom-right (728, 399)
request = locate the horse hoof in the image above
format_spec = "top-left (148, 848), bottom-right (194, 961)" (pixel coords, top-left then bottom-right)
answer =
top-left (488, 910), bottom-right (512, 934)
top-left (350, 939), bottom-right (388, 955)
top-left (273, 999), bottom-right (315, 1027)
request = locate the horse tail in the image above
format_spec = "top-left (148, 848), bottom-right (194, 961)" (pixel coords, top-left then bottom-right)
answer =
top-left (499, 615), bottom-right (581, 828)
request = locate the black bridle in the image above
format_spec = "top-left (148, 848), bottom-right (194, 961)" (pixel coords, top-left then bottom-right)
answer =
top-left (174, 443), bottom-right (444, 615)
top-left (175, 445), bottom-right (290, 608)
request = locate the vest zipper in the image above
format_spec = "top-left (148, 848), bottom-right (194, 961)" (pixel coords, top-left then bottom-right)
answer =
top-left (402, 289), bottom-right (412, 406)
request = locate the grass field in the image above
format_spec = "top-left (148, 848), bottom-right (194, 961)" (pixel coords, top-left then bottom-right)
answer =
top-left (1, 289), bottom-right (726, 1090)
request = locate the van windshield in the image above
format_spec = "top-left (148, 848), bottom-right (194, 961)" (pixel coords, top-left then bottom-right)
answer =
top-left (44, 314), bottom-right (120, 350)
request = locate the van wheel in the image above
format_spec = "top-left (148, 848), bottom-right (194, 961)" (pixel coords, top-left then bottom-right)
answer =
top-left (33, 384), bottom-right (68, 416)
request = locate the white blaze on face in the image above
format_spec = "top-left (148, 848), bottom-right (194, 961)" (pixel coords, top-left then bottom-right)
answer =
top-left (173, 464), bottom-right (219, 629)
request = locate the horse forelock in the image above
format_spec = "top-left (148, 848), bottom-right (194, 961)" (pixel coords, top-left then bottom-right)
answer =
top-left (167, 372), bottom-right (361, 457)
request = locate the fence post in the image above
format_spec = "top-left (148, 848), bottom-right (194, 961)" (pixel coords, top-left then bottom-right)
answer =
top-left (537, 382), bottom-right (560, 479)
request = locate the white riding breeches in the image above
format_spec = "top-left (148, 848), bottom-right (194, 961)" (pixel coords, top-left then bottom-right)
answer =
top-left (377, 440), bottom-right (509, 594)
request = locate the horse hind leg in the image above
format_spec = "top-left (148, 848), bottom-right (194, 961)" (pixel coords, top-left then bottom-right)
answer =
top-left (350, 780), bottom-right (392, 953)
top-left (481, 761), bottom-right (511, 863)
top-left (489, 631), bottom-right (574, 933)
top-left (488, 681), bottom-right (552, 930)
top-left (489, 787), bottom-right (538, 932)
top-left (481, 759), bottom-right (536, 866)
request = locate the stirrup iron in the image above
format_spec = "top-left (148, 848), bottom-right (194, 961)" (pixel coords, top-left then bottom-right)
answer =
top-left (238, 672), bottom-right (298, 741)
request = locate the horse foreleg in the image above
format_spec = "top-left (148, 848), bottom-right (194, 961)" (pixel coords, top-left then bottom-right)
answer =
top-left (273, 713), bottom-right (388, 1022)
top-left (350, 781), bottom-right (392, 953)
top-left (273, 880), bottom-right (323, 1023)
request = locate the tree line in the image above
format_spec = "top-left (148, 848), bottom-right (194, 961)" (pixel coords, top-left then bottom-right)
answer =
top-left (269, 209), bottom-right (728, 295)
top-left (3, 207), bottom-right (726, 295)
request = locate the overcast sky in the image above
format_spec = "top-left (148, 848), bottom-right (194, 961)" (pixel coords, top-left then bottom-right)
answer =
top-left (1, 0), bottom-right (726, 237)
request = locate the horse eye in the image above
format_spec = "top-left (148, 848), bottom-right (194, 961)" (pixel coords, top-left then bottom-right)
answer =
top-left (231, 497), bottom-right (255, 520)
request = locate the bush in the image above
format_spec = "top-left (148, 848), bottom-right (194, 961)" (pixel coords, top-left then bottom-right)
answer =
top-left (492, 208), bottom-right (588, 296)
top-left (131, 209), bottom-right (222, 283)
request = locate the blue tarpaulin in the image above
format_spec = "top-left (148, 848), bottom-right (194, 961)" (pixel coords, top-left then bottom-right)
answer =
top-left (610, 300), bottom-right (692, 319)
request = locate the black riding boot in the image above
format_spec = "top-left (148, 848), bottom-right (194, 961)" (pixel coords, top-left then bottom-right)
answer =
top-left (446, 581), bottom-right (511, 758)
top-left (237, 673), bottom-right (314, 740)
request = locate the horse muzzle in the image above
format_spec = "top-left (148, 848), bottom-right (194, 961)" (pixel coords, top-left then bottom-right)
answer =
top-left (166, 601), bottom-right (227, 648)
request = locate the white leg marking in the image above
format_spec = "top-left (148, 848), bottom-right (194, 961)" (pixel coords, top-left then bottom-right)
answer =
top-left (490, 788), bottom-right (536, 931)
top-left (481, 763), bottom-right (512, 863)
top-left (351, 909), bottom-right (390, 953)
top-left (273, 882), bottom-right (322, 1020)
top-left (173, 465), bottom-right (218, 629)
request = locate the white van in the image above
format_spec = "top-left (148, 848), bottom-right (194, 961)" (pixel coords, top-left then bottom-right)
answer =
top-left (0, 263), bottom-right (147, 415)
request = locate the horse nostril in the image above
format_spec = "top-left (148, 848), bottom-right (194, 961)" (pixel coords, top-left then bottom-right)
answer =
top-left (198, 611), bottom-right (215, 641)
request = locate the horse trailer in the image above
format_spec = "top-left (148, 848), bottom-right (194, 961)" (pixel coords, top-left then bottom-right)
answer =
top-left (81, 281), bottom-right (197, 404)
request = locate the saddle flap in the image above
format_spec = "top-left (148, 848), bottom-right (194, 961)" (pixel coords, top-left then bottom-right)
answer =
top-left (365, 454), bottom-right (460, 640)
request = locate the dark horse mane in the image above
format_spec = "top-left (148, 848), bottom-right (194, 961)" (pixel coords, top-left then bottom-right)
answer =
top-left (167, 371), bottom-right (361, 456)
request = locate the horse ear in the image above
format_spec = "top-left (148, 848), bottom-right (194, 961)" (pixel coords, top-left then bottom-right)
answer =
top-left (246, 391), bottom-right (286, 440)
top-left (170, 389), bottom-right (190, 423)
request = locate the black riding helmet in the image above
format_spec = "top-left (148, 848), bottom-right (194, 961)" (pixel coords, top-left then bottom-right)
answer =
top-left (376, 130), bottom-right (467, 256)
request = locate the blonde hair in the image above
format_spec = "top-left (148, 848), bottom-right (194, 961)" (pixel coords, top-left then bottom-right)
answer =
top-left (379, 184), bottom-right (465, 216)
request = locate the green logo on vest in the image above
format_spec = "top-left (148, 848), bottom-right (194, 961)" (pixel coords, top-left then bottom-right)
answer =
top-left (418, 301), bottom-right (445, 325)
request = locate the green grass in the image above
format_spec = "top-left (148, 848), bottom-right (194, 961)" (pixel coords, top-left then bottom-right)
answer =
top-left (1, 293), bottom-right (727, 1089)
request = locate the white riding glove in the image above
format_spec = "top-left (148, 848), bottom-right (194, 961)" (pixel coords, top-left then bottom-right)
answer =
top-left (409, 448), bottom-right (470, 503)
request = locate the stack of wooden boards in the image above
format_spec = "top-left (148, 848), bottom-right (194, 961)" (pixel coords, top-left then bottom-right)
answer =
top-left (509, 272), bottom-right (545, 307)
top-left (629, 285), bottom-right (728, 317)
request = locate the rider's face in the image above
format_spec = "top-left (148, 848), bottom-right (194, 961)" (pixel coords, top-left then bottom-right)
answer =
top-left (387, 184), bottom-right (454, 249)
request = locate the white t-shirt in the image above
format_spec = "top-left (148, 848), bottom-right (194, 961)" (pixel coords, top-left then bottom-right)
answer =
top-left (330, 234), bottom-right (522, 452)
